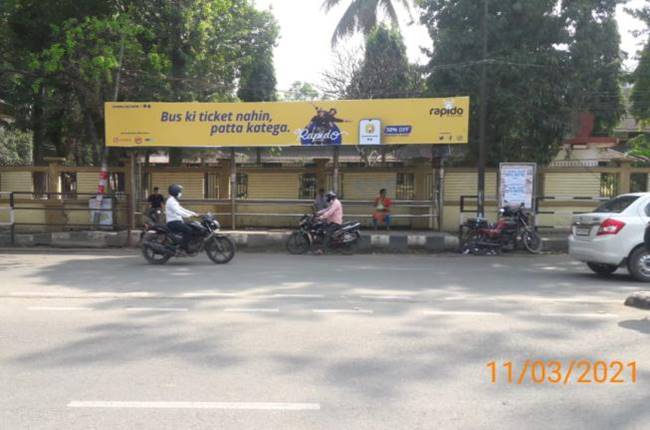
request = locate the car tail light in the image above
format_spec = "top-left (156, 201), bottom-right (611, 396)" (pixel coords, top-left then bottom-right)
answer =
top-left (597, 218), bottom-right (625, 236)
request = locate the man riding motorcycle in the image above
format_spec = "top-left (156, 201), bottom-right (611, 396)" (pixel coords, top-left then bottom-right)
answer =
top-left (166, 184), bottom-right (198, 252)
top-left (316, 191), bottom-right (343, 250)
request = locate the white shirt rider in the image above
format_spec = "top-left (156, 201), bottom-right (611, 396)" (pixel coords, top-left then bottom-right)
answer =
top-left (166, 195), bottom-right (197, 222)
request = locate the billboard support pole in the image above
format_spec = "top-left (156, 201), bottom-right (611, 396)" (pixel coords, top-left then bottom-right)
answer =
top-left (230, 148), bottom-right (237, 230)
top-left (332, 146), bottom-right (340, 194)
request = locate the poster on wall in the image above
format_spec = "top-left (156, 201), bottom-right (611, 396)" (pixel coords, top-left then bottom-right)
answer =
top-left (105, 97), bottom-right (469, 148)
top-left (499, 163), bottom-right (536, 209)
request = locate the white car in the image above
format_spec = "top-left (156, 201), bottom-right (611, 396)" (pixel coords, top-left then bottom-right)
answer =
top-left (569, 193), bottom-right (650, 281)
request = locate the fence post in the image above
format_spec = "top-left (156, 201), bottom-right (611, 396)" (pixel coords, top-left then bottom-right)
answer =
top-left (230, 148), bottom-right (237, 230)
top-left (618, 161), bottom-right (632, 194)
top-left (126, 152), bottom-right (137, 231)
top-left (332, 147), bottom-right (340, 194)
top-left (10, 192), bottom-right (15, 245)
top-left (43, 157), bottom-right (65, 231)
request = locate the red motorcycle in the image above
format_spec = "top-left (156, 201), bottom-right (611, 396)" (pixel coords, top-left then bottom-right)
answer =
top-left (460, 204), bottom-right (542, 255)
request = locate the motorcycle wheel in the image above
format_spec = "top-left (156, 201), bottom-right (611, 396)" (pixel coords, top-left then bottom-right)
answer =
top-left (206, 236), bottom-right (236, 264)
top-left (339, 231), bottom-right (361, 255)
top-left (286, 232), bottom-right (310, 255)
top-left (142, 234), bottom-right (172, 265)
top-left (522, 229), bottom-right (543, 254)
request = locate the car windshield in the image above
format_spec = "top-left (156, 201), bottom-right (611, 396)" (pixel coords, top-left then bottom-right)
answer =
top-left (593, 195), bottom-right (640, 213)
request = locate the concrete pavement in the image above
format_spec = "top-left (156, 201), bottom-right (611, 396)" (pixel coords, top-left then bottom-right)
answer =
top-left (0, 251), bottom-right (648, 429)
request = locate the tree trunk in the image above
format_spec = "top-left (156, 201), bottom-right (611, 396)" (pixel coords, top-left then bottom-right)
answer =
top-left (32, 84), bottom-right (46, 165)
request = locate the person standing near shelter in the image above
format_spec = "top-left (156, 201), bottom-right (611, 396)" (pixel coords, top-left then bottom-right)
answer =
top-left (147, 187), bottom-right (165, 223)
top-left (372, 188), bottom-right (392, 230)
top-left (313, 188), bottom-right (328, 212)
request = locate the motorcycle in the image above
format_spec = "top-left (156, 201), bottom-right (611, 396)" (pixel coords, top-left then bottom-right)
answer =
top-left (460, 203), bottom-right (542, 255)
top-left (143, 207), bottom-right (164, 229)
top-left (141, 213), bottom-right (236, 265)
top-left (286, 214), bottom-right (361, 255)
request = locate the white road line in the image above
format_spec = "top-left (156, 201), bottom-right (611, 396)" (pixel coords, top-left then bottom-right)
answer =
top-left (359, 295), bottom-right (414, 301)
top-left (223, 308), bottom-right (279, 313)
top-left (126, 307), bottom-right (188, 312)
top-left (181, 292), bottom-right (239, 298)
top-left (27, 306), bottom-right (94, 311)
top-left (423, 310), bottom-right (502, 316)
top-left (270, 294), bottom-right (325, 299)
top-left (312, 309), bottom-right (373, 314)
top-left (67, 401), bottom-right (320, 411)
top-left (534, 312), bottom-right (619, 319)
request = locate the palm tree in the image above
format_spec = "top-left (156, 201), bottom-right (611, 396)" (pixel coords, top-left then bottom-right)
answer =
top-left (322, 0), bottom-right (413, 46)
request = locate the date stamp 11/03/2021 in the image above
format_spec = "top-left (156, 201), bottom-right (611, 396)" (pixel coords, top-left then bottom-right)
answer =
top-left (487, 360), bottom-right (637, 385)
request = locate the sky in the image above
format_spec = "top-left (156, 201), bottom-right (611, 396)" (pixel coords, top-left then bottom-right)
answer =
top-left (254, 0), bottom-right (648, 93)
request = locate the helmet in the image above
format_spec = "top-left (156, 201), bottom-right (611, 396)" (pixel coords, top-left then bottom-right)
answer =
top-left (325, 191), bottom-right (337, 202)
top-left (168, 184), bottom-right (184, 198)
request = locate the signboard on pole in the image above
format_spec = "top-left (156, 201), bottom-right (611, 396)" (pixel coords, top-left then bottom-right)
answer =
top-left (499, 163), bottom-right (536, 209)
top-left (359, 119), bottom-right (381, 145)
top-left (105, 97), bottom-right (469, 148)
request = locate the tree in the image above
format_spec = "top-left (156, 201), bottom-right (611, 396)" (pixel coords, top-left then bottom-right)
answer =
top-left (563, 0), bottom-right (625, 135)
top-left (420, 0), bottom-right (573, 165)
top-left (629, 5), bottom-right (650, 123)
top-left (237, 9), bottom-right (279, 102)
top-left (322, 0), bottom-right (413, 46)
top-left (320, 46), bottom-right (363, 99)
top-left (347, 25), bottom-right (422, 99)
top-left (0, 127), bottom-right (32, 166)
top-left (284, 81), bottom-right (320, 101)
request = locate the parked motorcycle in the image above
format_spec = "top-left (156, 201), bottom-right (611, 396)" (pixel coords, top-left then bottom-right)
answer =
top-left (141, 213), bottom-right (236, 265)
top-left (286, 214), bottom-right (361, 255)
top-left (460, 204), bottom-right (542, 255)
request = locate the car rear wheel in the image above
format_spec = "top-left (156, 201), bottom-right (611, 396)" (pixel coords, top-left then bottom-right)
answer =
top-left (586, 262), bottom-right (618, 276)
top-left (627, 247), bottom-right (650, 282)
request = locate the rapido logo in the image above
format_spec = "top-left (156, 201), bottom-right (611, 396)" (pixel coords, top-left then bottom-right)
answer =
top-left (430, 100), bottom-right (464, 117)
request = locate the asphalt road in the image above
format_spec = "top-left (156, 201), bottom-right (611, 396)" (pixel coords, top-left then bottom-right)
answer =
top-left (1, 250), bottom-right (649, 430)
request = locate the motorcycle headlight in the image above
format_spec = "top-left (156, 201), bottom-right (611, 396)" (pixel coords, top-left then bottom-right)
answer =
top-left (212, 220), bottom-right (221, 229)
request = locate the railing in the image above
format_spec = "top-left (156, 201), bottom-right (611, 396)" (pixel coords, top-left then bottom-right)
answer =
top-left (137, 198), bottom-right (438, 229)
top-left (458, 194), bottom-right (609, 231)
top-left (9, 192), bottom-right (130, 234)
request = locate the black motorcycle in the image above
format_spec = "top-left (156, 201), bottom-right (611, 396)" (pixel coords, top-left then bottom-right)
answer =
top-left (460, 203), bottom-right (542, 255)
top-left (141, 214), bottom-right (236, 265)
top-left (286, 214), bottom-right (361, 255)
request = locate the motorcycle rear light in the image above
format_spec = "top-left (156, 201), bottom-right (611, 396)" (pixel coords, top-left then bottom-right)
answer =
top-left (597, 218), bottom-right (625, 236)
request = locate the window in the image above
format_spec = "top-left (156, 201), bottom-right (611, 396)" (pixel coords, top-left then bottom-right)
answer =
top-left (236, 173), bottom-right (248, 199)
top-left (299, 173), bottom-right (317, 199)
top-left (599, 173), bottom-right (618, 198)
top-left (630, 173), bottom-right (648, 193)
top-left (204, 173), bottom-right (220, 199)
top-left (32, 172), bottom-right (48, 199)
top-left (396, 172), bottom-right (415, 200)
top-left (594, 195), bottom-right (639, 214)
top-left (60, 172), bottom-right (77, 199)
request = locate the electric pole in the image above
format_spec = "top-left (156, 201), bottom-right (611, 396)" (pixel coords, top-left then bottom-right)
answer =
top-left (477, 0), bottom-right (488, 218)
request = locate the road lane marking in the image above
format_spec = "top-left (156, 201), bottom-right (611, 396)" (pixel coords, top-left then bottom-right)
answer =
top-left (359, 295), bottom-right (414, 301)
top-left (126, 307), bottom-right (188, 312)
top-left (312, 309), bottom-right (373, 314)
top-left (67, 401), bottom-right (320, 410)
top-left (223, 308), bottom-right (279, 313)
top-left (27, 306), bottom-right (94, 311)
top-left (181, 292), bottom-right (239, 298)
top-left (534, 312), bottom-right (618, 319)
top-left (270, 294), bottom-right (325, 299)
top-left (423, 310), bottom-right (502, 316)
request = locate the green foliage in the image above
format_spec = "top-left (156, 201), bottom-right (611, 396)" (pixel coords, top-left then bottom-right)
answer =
top-left (347, 25), bottom-right (422, 99)
top-left (0, 0), bottom-right (280, 165)
top-left (418, 0), bottom-right (624, 165)
top-left (563, 0), bottom-right (625, 135)
top-left (628, 134), bottom-right (650, 158)
top-left (323, 0), bottom-right (413, 46)
top-left (284, 81), bottom-right (321, 101)
top-left (631, 41), bottom-right (650, 122)
top-left (0, 127), bottom-right (32, 166)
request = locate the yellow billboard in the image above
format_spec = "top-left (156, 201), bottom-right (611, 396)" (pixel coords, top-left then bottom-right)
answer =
top-left (105, 97), bottom-right (469, 147)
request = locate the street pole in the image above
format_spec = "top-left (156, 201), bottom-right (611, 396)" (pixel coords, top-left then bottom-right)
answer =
top-left (477, 0), bottom-right (488, 218)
